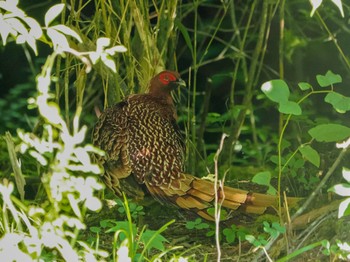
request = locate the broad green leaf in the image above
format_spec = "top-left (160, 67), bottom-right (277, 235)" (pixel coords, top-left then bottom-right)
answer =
top-left (316, 70), bottom-right (342, 87)
top-left (45, 4), bottom-right (65, 27)
top-left (308, 124), bottom-right (350, 142)
top-left (252, 171), bottom-right (271, 186)
top-left (278, 101), bottom-right (302, 115)
top-left (298, 82), bottom-right (312, 91)
top-left (324, 92), bottom-right (350, 113)
top-left (261, 79), bottom-right (290, 103)
top-left (140, 230), bottom-right (168, 252)
top-left (252, 171), bottom-right (277, 195)
top-left (299, 145), bottom-right (320, 167)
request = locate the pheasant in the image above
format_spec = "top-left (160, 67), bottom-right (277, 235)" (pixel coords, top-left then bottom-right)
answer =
top-left (92, 70), bottom-right (299, 220)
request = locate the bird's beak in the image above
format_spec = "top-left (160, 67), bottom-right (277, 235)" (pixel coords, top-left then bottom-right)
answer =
top-left (175, 78), bottom-right (186, 88)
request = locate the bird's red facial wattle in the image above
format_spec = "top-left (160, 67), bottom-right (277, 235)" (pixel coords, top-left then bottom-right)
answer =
top-left (158, 72), bottom-right (178, 85)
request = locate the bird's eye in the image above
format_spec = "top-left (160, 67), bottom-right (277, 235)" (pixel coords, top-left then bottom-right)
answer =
top-left (159, 72), bottom-right (176, 85)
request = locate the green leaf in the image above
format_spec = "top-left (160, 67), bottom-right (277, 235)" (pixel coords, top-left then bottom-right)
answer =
top-left (299, 145), bottom-right (320, 167)
top-left (261, 79), bottom-right (290, 103)
top-left (252, 171), bottom-right (277, 195)
top-left (140, 230), bottom-right (168, 252)
top-left (298, 82), bottom-right (312, 91)
top-left (308, 124), bottom-right (350, 142)
top-left (278, 101), bottom-right (302, 115)
top-left (223, 228), bottom-right (236, 244)
top-left (316, 70), bottom-right (342, 87)
top-left (89, 226), bottom-right (101, 233)
top-left (252, 171), bottom-right (271, 187)
top-left (175, 19), bottom-right (194, 58)
top-left (45, 4), bottom-right (65, 27)
top-left (324, 92), bottom-right (350, 113)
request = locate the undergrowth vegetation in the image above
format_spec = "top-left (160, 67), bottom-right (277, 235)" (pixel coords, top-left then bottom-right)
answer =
top-left (1, 0), bottom-right (350, 261)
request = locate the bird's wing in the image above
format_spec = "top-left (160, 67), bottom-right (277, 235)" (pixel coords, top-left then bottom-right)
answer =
top-left (92, 101), bottom-right (144, 199)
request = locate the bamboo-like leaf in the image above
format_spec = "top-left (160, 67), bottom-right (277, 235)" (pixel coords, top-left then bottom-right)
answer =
top-left (4, 132), bottom-right (26, 201)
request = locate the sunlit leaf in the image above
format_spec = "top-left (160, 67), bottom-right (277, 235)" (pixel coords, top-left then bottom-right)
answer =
top-left (50, 25), bottom-right (82, 43)
top-left (96, 37), bottom-right (110, 50)
top-left (338, 198), bottom-right (350, 218)
top-left (331, 0), bottom-right (344, 17)
top-left (343, 168), bottom-right (350, 183)
top-left (299, 145), bottom-right (320, 167)
top-left (47, 28), bottom-right (70, 51)
top-left (101, 54), bottom-right (116, 72)
top-left (0, 16), bottom-right (18, 44)
top-left (308, 124), bottom-right (350, 142)
top-left (105, 45), bottom-right (127, 55)
top-left (329, 184), bottom-right (350, 197)
top-left (310, 0), bottom-right (322, 17)
top-left (45, 3), bottom-right (65, 27)
top-left (24, 16), bottom-right (42, 38)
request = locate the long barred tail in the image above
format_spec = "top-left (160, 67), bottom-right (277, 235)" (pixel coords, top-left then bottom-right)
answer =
top-left (145, 173), bottom-right (301, 220)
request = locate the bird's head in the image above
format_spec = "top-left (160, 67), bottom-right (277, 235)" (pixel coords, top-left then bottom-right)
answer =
top-left (149, 70), bottom-right (186, 96)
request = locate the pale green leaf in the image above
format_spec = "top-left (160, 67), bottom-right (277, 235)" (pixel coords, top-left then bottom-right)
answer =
top-left (298, 82), bottom-right (312, 91)
top-left (299, 145), bottom-right (320, 167)
top-left (45, 3), bottom-right (65, 27)
top-left (316, 70), bottom-right (342, 87)
top-left (278, 101), bottom-right (302, 115)
top-left (308, 124), bottom-right (350, 142)
top-left (252, 171), bottom-right (271, 186)
top-left (324, 92), bottom-right (350, 113)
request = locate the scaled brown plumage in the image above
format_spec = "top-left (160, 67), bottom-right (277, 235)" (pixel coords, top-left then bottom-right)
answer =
top-left (92, 70), bottom-right (299, 220)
